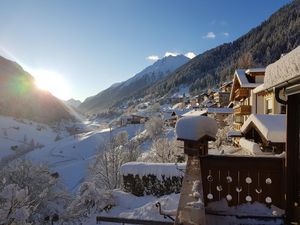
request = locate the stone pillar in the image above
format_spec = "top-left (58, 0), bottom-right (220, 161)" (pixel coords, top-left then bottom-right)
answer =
top-left (175, 138), bottom-right (210, 225)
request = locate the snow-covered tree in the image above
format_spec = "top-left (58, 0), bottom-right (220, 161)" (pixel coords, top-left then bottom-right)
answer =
top-left (145, 117), bottom-right (164, 139)
top-left (89, 132), bottom-right (140, 190)
top-left (140, 138), bottom-right (183, 163)
top-left (64, 182), bottom-right (115, 223)
top-left (0, 160), bottom-right (69, 224)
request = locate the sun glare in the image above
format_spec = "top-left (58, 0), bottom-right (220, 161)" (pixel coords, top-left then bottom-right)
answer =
top-left (33, 69), bottom-right (71, 100)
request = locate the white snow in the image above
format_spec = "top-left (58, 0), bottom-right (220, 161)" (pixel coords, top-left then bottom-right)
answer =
top-left (120, 162), bottom-right (185, 179)
top-left (264, 46), bottom-right (300, 89)
top-left (252, 83), bottom-right (266, 94)
top-left (245, 68), bottom-right (265, 74)
top-left (0, 116), bottom-right (61, 160)
top-left (241, 114), bottom-right (286, 143)
top-left (84, 190), bottom-right (179, 224)
top-left (176, 116), bottom-right (218, 141)
top-left (235, 69), bottom-right (262, 88)
top-left (227, 130), bottom-right (242, 137)
top-left (171, 85), bottom-right (190, 98)
top-left (25, 124), bottom-right (145, 191)
top-left (239, 138), bottom-right (262, 154)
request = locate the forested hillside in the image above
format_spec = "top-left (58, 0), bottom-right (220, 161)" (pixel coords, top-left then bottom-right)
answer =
top-left (146, 0), bottom-right (300, 96)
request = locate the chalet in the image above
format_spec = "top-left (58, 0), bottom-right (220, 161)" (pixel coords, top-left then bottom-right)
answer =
top-left (261, 46), bottom-right (300, 224)
top-left (214, 81), bottom-right (232, 107)
top-left (252, 83), bottom-right (286, 114)
top-left (183, 107), bottom-right (233, 128)
top-left (229, 68), bottom-right (265, 130)
top-left (241, 114), bottom-right (286, 154)
top-left (120, 114), bottom-right (148, 126)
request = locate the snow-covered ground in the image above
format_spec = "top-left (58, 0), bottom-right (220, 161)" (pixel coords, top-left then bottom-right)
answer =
top-left (84, 190), bottom-right (179, 225)
top-left (0, 116), bottom-right (63, 159)
top-left (25, 123), bottom-right (145, 192)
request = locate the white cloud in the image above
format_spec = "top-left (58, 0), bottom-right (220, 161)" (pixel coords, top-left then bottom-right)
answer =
top-left (203, 32), bottom-right (216, 39)
top-left (146, 55), bottom-right (160, 61)
top-left (223, 32), bottom-right (229, 37)
top-left (165, 52), bottom-right (179, 57)
top-left (185, 52), bottom-right (196, 59)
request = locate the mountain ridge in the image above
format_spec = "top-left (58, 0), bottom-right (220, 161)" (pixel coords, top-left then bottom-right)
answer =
top-left (0, 56), bottom-right (74, 123)
top-left (79, 54), bottom-right (190, 113)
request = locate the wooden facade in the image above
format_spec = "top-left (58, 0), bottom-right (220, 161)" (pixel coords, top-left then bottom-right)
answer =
top-left (233, 105), bottom-right (251, 115)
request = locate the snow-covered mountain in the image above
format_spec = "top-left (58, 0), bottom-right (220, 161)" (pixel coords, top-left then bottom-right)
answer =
top-left (65, 98), bottom-right (82, 108)
top-left (79, 54), bottom-right (190, 113)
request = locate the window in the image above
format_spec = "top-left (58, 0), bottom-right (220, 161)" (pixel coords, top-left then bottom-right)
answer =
top-left (265, 98), bottom-right (272, 114)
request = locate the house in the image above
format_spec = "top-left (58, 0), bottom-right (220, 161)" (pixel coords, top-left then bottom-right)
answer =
top-left (252, 83), bottom-right (286, 115)
top-left (214, 81), bottom-right (232, 107)
top-left (182, 107), bottom-right (233, 128)
top-left (229, 68), bottom-right (265, 130)
top-left (241, 114), bottom-right (286, 153)
top-left (260, 46), bottom-right (300, 224)
top-left (120, 114), bottom-right (148, 126)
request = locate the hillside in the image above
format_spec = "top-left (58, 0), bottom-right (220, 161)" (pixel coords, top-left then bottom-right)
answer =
top-left (79, 55), bottom-right (190, 114)
top-left (0, 56), bottom-right (74, 123)
top-left (146, 0), bottom-right (300, 97)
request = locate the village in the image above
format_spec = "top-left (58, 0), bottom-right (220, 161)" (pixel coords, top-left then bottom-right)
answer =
top-left (93, 46), bottom-right (300, 225)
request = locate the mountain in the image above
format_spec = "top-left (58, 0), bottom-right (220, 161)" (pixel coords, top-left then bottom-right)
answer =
top-left (146, 0), bottom-right (300, 97)
top-left (79, 54), bottom-right (190, 113)
top-left (65, 98), bottom-right (82, 108)
top-left (0, 56), bottom-right (74, 123)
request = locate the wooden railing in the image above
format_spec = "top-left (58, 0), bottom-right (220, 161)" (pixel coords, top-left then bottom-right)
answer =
top-left (234, 105), bottom-right (251, 115)
top-left (96, 216), bottom-right (174, 225)
top-left (234, 88), bottom-right (249, 100)
top-left (200, 155), bottom-right (285, 209)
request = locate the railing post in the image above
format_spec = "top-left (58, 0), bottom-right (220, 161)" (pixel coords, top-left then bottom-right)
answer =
top-left (174, 116), bottom-right (218, 225)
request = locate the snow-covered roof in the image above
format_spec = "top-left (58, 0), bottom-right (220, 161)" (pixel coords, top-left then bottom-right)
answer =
top-left (227, 130), bottom-right (242, 137)
top-left (264, 46), bottom-right (300, 89)
top-left (252, 84), bottom-right (266, 94)
top-left (182, 110), bottom-right (206, 117)
top-left (182, 108), bottom-right (233, 117)
top-left (176, 116), bottom-right (218, 141)
top-left (206, 108), bottom-right (233, 114)
top-left (120, 162), bottom-right (186, 179)
top-left (241, 114), bottom-right (286, 143)
top-left (235, 69), bottom-right (262, 88)
top-left (245, 68), bottom-right (265, 74)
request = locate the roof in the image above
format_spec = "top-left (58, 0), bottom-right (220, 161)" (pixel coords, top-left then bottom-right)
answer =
top-left (235, 69), bottom-right (262, 88)
top-left (230, 69), bottom-right (264, 101)
top-left (252, 83), bottom-right (266, 94)
top-left (176, 116), bottom-right (218, 141)
top-left (182, 110), bottom-right (206, 117)
top-left (241, 114), bottom-right (286, 143)
top-left (264, 46), bottom-right (300, 89)
top-left (206, 107), bottom-right (233, 114)
top-left (245, 68), bottom-right (265, 74)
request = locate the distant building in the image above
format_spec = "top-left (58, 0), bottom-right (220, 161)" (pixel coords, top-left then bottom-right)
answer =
top-left (229, 68), bottom-right (265, 130)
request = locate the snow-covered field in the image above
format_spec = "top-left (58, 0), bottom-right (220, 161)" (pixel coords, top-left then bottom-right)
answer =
top-left (25, 123), bottom-right (145, 191)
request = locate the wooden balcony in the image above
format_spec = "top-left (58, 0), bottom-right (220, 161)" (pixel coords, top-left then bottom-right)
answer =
top-left (234, 88), bottom-right (249, 100)
top-left (234, 105), bottom-right (251, 115)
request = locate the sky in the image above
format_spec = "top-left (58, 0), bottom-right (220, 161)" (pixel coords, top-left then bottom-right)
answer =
top-left (0, 0), bottom-right (291, 101)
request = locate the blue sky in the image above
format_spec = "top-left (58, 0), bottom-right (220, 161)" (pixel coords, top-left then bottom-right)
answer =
top-left (0, 0), bottom-right (291, 101)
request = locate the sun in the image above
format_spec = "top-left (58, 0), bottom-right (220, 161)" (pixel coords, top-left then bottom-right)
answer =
top-left (33, 69), bottom-right (71, 100)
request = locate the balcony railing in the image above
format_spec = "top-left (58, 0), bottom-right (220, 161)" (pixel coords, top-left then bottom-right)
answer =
top-left (234, 88), bottom-right (249, 100)
top-left (200, 155), bottom-right (285, 209)
top-left (234, 105), bottom-right (251, 115)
